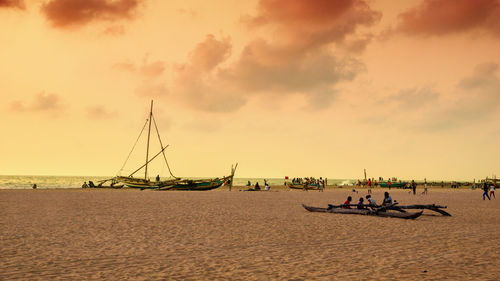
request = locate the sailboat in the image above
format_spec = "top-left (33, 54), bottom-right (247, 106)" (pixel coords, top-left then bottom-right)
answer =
top-left (114, 100), bottom-right (236, 190)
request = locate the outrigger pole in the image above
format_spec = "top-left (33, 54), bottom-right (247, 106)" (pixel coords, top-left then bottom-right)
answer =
top-left (145, 100), bottom-right (153, 180)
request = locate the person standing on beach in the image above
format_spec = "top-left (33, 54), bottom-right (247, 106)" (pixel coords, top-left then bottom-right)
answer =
top-left (424, 183), bottom-right (428, 195)
top-left (482, 182), bottom-right (491, 200)
top-left (411, 180), bottom-right (416, 195)
top-left (367, 179), bottom-right (372, 194)
top-left (388, 179), bottom-right (392, 190)
top-left (489, 184), bottom-right (495, 199)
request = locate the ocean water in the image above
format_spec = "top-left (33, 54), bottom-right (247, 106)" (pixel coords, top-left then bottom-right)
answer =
top-left (0, 175), bottom-right (353, 189)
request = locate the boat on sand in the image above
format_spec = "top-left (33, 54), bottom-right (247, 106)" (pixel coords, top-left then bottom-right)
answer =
top-left (302, 204), bottom-right (423, 219)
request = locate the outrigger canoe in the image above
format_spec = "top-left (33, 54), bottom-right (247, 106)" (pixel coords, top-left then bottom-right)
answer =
top-left (287, 182), bottom-right (322, 190)
top-left (302, 204), bottom-right (423, 219)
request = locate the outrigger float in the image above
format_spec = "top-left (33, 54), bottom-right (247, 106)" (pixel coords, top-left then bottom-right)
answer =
top-left (302, 203), bottom-right (451, 219)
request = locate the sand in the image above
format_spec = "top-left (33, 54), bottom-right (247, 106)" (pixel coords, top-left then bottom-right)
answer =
top-left (1, 188), bottom-right (499, 280)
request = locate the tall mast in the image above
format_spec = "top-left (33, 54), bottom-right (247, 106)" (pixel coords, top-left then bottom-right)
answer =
top-left (145, 100), bottom-right (153, 180)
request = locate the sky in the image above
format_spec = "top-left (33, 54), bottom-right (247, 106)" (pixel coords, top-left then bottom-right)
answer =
top-left (1, 0), bottom-right (499, 181)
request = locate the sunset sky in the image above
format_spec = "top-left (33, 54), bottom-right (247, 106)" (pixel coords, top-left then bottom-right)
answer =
top-left (1, 0), bottom-right (499, 181)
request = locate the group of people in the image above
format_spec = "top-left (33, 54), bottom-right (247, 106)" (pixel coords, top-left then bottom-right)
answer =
top-left (482, 182), bottom-right (496, 200)
top-left (291, 177), bottom-right (326, 187)
top-left (342, 192), bottom-right (394, 209)
top-left (81, 181), bottom-right (96, 188)
top-left (246, 180), bottom-right (270, 191)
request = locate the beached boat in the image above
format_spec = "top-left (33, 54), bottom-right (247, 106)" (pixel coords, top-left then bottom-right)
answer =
top-left (112, 100), bottom-right (236, 190)
top-left (378, 181), bottom-right (408, 188)
top-left (302, 204), bottom-right (423, 219)
top-left (287, 182), bottom-right (322, 190)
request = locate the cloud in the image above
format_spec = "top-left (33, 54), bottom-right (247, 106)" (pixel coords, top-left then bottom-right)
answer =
top-left (171, 0), bottom-right (381, 112)
top-left (86, 105), bottom-right (117, 119)
top-left (112, 62), bottom-right (136, 72)
top-left (413, 63), bottom-right (500, 131)
top-left (41, 0), bottom-right (142, 28)
top-left (134, 81), bottom-right (169, 97)
top-left (247, 0), bottom-right (381, 48)
top-left (396, 0), bottom-right (500, 37)
top-left (10, 92), bottom-right (64, 114)
top-left (0, 0), bottom-right (24, 9)
top-left (386, 87), bottom-right (440, 109)
top-left (172, 34), bottom-right (246, 112)
top-left (112, 56), bottom-right (165, 78)
top-left (103, 25), bottom-right (126, 36)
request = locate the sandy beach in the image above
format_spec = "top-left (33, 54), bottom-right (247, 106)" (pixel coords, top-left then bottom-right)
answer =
top-left (1, 187), bottom-right (499, 280)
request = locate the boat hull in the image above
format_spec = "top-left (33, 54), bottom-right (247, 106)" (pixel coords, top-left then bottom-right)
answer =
top-left (169, 179), bottom-right (224, 191)
top-left (302, 204), bottom-right (422, 219)
top-left (287, 182), bottom-right (321, 190)
top-left (378, 182), bottom-right (408, 188)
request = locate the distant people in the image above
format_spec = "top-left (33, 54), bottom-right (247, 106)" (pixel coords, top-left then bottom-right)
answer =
top-left (156, 175), bottom-right (160, 182)
top-left (382, 192), bottom-right (393, 206)
top-left (482, 182), bottom-right (490, 200)
top-left (247, 181), bottom-right (251, 187)
top-left (88, 181), bottom-right (95, 188)
top-left (366, 194), bottom-right (376, 206)
top-left (343, 196), bottom-right (352, 209)
top-left (388, 180), bottom-right (392, 190)
top-left (265, 182), bottom-right (270, 191)
top-left (254, 182), bottom-right (261, 191)
top-left (424, 183), bottom-right (428, 195)
top-left (82, 182), bottom-right (89, 188)
top-left (32, 184), bottom-right (37, 189)
top-left (357, 197), bottom-right (365, 209)
top-left (411, 180), bottom-right (416, 195)
top-left (489, 184), bottom-right (495, 199)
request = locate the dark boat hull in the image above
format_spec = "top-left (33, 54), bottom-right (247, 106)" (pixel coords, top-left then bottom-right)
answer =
top-left (287, 182), bottom-right (321, 190)
top-left (302, 204), bottom-right (422, 219)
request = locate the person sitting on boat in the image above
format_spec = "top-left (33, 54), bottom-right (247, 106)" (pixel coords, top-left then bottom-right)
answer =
top-left (254, 182), bottom-right (261, 191)
top-left (357, 197), bottom-right (365, 209)
top-left (88, 181), bottom-right (95, 187)
top-left (365, 194), bottom-right (376, 206)
top-left (82, 182), bottom-right (89, 188)
top-left (382, 192), bottom-right (393, 206)
top-left (343, 196), bottom-right (352, 209)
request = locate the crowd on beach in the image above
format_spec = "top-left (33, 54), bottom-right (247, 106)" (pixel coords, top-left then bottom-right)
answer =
top-left (291, 177), bottom-right (327, 187)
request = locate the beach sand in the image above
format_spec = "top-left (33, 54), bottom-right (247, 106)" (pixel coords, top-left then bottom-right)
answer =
top-left (1, 188), bottom-right (499, 280)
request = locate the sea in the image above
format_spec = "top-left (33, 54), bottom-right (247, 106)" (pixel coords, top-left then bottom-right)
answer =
top-left (0, 175), bottom-right (353, 189)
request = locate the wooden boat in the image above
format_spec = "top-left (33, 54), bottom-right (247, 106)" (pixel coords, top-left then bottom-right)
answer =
top-left (302, 204), bottom-right (423, 219)
top-left (378, 181), bottom-right (408, 188)
top-left (160, 178), bottom-right (228, 191)
top-left (287, 182), bottom-right (322, 190)
top-left (112, 100), bottom-right (236, 190)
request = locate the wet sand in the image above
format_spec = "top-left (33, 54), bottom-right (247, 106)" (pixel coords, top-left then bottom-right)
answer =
top-left (1, 188), bottom-right (499, 280)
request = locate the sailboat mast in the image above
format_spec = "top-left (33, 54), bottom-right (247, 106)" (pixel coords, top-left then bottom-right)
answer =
top-left (145, 100), bottom-right (153, 180)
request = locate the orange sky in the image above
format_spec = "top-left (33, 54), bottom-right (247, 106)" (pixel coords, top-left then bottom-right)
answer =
top-left (1, 0), bottom-right (499, 181)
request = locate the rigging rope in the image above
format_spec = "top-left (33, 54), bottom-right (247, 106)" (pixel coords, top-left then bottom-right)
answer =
top-left (152, 115), bottom-right (177, 178)
top-left (118, 118), bottom-right (149, 175)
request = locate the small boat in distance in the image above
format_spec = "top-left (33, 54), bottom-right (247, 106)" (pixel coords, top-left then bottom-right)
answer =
top-left (287, 182), bottom-right (322, 190)
top-left (111, 100), bottom-right (236, 190)
top-left (378, 181), bottom-right (408, 188)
